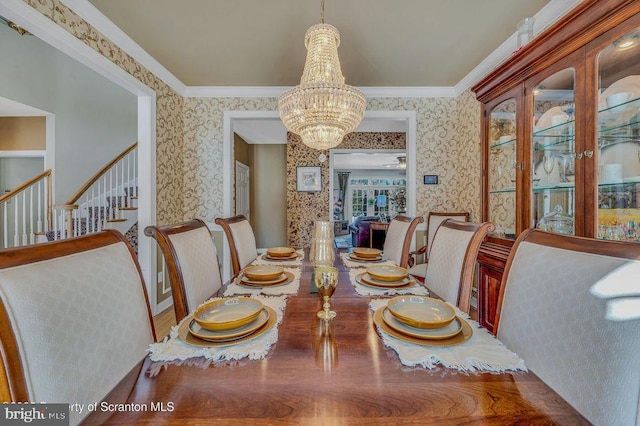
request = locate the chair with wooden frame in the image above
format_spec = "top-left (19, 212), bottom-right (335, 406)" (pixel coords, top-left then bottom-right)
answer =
top-left (408, 211), bottom-right (470, 280)
top-left (381, 215), bottom-right (424, 268)
top-left (214, 215), bottom-right (258, 277)
top-left (494, 229), bottom-right (640, 426)
top-left (144, 219), bottom-right (222, 322)
top-left (422, 219), bottom-right (494, 313)
top-left (0, 230), bottom-right (156, 426)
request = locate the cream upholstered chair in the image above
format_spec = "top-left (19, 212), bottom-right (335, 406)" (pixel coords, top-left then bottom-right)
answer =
top-left (422, 219), bottom-right (494, 313)
top-left (382, 215), bottom-right (424, 268)
top-left (408, 212), bottom-right (469, 280)
top-left (144, 219), bottom-right (222, 322)
top-left (0, 230), bottom-right (155, 426)
top-left (215, 215), bottom-right (258, 276)
top-left (495, 229), bottom-right (640, 426)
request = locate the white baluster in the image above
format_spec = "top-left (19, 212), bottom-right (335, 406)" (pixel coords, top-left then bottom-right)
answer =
top-left (114, 163), bottom-right (119, 219)
top-left (3, 203), bottom-right (7, 248)
top-left (133, 149), bottom-right (138, 197)
top-left (121, 158), bottom-right (125, 208)
top-left (98, 178), bottom-right (104, 231)
top-left (73, 209), bottom-right (78, 237)
top-left (37, 181), bottom-right (42, 233)
top-left (109, 169), bottom-right (114, 220)
top-left (127, 152), bottom-right (131, 207)
top-left (14, 194), bottom-right (19, 246)
top-left (22, 192), bottom-right (27, 245)
top-left (29, 186), bottom-right (34, 244)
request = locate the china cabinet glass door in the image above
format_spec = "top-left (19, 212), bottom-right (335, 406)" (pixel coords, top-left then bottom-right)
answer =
top-left (531, 68), bottom-right (577, 235)
top-left (488, 97), bottom-right (517, 238)
top-left (593, 25), bottom-right (640, 242)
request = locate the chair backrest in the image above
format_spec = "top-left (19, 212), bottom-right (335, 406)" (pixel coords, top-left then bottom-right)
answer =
top-left (426, 212), bottom-right (469, 260)
top-left (144, 219), bottom-right (222, 322)
top-left (382, 215), bottom-right (424, 268)
top-left (495, 229), bottom-right (640, 426)
top-left (424, 219), bottom-right (493, 313)
top-left (214, 215), bottom-right (258, 276)
top-left (0, 230), bottom-right (155, 426)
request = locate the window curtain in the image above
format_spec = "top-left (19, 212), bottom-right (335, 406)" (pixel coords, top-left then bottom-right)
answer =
top-left (335, 172), bottom-right (350, 220)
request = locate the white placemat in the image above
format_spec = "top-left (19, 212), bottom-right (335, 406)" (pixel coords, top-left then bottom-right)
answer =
top-left (251, 249), bottom-right (305, 267)
top-left (148, 295), bottom-right (287, 374)
top-left (224, 267), bottom-right (301, 296)
top-left (349, 269), bottom-right (429, 296)
top-left (370, 299), bottom-right (527, 372)
top-left (340, 252), bottom-right (396, 269)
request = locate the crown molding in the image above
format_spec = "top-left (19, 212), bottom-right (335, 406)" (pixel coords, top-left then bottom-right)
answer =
top-left (60, 0), bottom-right (186, 95)
top-left (184, 86), bottom-right (456, 99)
top-left (454, 0), bottom-right (583, 95)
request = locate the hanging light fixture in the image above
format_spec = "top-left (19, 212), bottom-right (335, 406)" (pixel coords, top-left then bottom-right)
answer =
top-left (278, 0), bottom-right (366, 150)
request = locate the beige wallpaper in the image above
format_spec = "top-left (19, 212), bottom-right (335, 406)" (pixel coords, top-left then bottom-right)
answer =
top-left (184, 96), bottom-right (482, 245)
top-left (287, 132), bottom-right (406, 248)
top-left (24, 0), bottom-right (185, 228)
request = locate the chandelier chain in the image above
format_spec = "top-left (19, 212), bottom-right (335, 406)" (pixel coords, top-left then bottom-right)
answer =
top-left (321, 0), bottom-right (325, 23)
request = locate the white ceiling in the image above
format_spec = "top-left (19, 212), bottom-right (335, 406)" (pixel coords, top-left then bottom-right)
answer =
top-left (87, 0), bottom-right (551, 87)
top-left (333, 151), bottom-right (406, 170)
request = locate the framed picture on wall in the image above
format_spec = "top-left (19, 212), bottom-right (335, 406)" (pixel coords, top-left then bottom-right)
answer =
top-left (297, 166), bottom-right (322, 192)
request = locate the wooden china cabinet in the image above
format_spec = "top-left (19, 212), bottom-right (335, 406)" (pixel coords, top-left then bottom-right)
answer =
top-left (472, 0), bottom-right (640, 333)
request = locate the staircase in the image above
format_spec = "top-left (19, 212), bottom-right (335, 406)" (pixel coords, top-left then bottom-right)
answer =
top-left (0, 143), bottom-right (139, 251)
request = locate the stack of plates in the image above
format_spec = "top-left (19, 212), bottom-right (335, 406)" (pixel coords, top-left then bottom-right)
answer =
top-left (373, 296), bottom-right (473, 346)
top-left (356, 265), bottom-right (414, 289)
top-left (348, 247), bottom-right (385, 263)
top-left (263, 246), bottom-right (299, 261)
top-left (238, 265), bottom-right (293, 288)
top-left (180, 297), bottom-right (276, 347)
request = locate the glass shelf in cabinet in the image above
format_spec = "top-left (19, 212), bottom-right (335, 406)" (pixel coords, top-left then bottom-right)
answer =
top-left (599, 118), bottom-right (640, 140)
top-left (533, 136), bottom-right (575, 152)
top-left (533, 119), bottom-right (575, 137)
top-left (598, 179), bottom-right (640, 188)
top-left (532, 183), bottom-right (575, 191)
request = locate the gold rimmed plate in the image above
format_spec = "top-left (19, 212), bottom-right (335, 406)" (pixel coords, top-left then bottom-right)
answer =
top-left (262, 252), bottom-right (301, 261)
top-left (239, 271), bottom-right (294, 287)
top-left (373, 308), bottom-right (472, 347)
top-left (356, 272), bottom-right (413, 288)
top-left (193, 297), bottom-right (264, 331)
top-left (190, 308), bottom-right (269, 341)
top-left (352, 247), bottom-right (382, 259)
top-left (266, 246), bottom-right (296, 258)
top-left (178, 306), bottom-right (277, 348)
top-left (348, 253), bottom-right (385, 263)
top-left (382, 308), bottom-right (463, 340)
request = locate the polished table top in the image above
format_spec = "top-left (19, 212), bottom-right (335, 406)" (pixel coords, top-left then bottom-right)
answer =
top-left (83, 259), bottom-right (586, 425)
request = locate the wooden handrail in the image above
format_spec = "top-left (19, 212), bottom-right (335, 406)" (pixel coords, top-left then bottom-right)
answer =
top-left (65, 142), bottom-right (137, 205)
top-left (0, 169), bottom-right (52, 204)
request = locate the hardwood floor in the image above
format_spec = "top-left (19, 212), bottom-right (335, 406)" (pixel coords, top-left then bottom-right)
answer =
top-left (152, 306), bottom-right (176, 341)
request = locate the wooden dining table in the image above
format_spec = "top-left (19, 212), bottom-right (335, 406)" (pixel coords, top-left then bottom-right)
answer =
top-left (83, 255), bottom-right (587, 425)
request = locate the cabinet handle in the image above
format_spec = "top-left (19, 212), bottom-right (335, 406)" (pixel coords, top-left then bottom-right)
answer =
top-left (575, 152), bottom-right (583, 160)
top-left (584, 150), bottom-right (594, 158)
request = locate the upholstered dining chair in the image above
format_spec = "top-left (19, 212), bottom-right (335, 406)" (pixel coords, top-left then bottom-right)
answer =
top-left (214, 215), bottom-right (258, 277)
top-left (408, 211), bottom-right (469, 279)
top-left (421, 219), bottom-right (494, 313)
top-left (495, 229), bottom-right (640, 426)
top-left (0, 230), bottom-right (155, 426)
top-left (382, 215), bottom-right (424, 268)
top-left (144, 219), bottom-right (222, 322)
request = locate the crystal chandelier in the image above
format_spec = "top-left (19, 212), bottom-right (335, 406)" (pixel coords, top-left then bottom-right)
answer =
top-left (278, 0), bottom-right (366, 150)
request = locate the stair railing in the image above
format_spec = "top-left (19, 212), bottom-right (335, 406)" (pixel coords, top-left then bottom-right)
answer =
top-left (0, 169), bottom-right (52, 248)
top-left (53, 142), bottom-right (137, 240)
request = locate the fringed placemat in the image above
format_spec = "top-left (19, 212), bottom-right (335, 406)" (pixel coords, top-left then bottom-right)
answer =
top-left (369, 299), bottom-right (526, 372)
top-left (148, 295), bottom-right (287, 375)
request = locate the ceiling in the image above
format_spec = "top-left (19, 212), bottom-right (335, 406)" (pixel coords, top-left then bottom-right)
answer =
top-left (88, 0), bottom-right (550, 87)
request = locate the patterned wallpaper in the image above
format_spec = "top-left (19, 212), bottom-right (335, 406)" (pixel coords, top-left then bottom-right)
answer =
top-left (183, 95), bottom-right (482, 244)
top-left (286, 132), bottom-right (406, 248)
top-left (23, 0), bottom-right (185, 227)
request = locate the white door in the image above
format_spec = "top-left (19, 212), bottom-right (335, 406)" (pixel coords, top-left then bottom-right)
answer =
top-left (235, 161), bottom-right (250, 219)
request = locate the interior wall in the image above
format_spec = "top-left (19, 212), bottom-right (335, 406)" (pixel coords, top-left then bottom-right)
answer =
top-left (287, 132), bottom-right (406, 248)
top-left (0, 117), bottom-right (46, 150)
top-left (252, 143), bottom-right (286, 248)
top-left (0, 23), bottom-right (137, 203)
